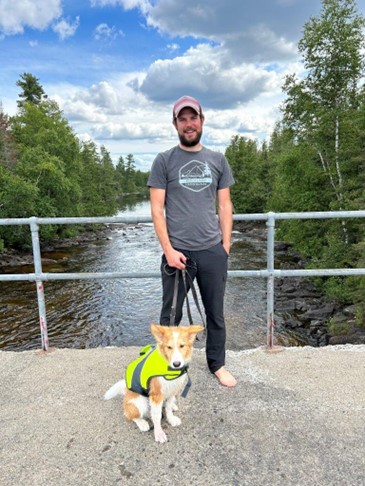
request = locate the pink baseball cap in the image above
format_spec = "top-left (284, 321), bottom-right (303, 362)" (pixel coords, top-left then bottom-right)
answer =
top-left (173, 95), bottom-right (202, 118)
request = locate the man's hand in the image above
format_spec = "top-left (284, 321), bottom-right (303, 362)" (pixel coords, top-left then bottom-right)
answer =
top-left (222, 241), bottom-right (230, 255)
top-left (165, 249), bottom-right (187, 269)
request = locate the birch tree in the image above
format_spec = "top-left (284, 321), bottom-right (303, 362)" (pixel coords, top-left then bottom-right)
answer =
top-left (277, 0), bottom-right (365, 318)
top-left (282, 0), bottom-right (365, 227)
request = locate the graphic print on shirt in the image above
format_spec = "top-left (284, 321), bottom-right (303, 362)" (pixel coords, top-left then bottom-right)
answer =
top-left (179, 160), bottom-right (212, 192)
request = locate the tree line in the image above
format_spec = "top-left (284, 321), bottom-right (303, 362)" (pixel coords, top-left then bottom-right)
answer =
top-left (0, 73), bottom-right (149, 249)
top-left (225, 0), bottom-right (365, 325)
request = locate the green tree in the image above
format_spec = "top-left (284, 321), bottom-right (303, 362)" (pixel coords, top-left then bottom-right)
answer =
top-left (2, 73), bottom-right (154, 247)
top-left (0, 106), bottom-right (17, 171)
top-left (79, 141), bottom-right (106, 216)
top-left (0, 165), bottom-right (40, 248)
top-left (124, 154), bottom-right (137, 193)
top-left (11, 99), bottom-right (81, 179)
top-left (276, 0), bottom-right (365, 314)
top-left (225, 135), bottom-right (271, 213)
top-left (134, 169), bottom-right (149, 190)
top-left (99, 145), bottom-right (117, 214)
top-left (282, 0), bottom-right (365, 217)
top-left (115, 156), bottom-right (126, 196)
top-left (10, 99), bottom-right (82, 217)
top-left (16, 146), bottom-right (77, 218)
top-left (16, 72), bottom-right (47, 108)
top-left (268, 126), bottom-right (332, 256)
top-left (280, 0), bottom-right (365, 249)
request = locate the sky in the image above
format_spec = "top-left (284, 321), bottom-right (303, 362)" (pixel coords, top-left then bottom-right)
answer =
top-left (1, 0), bottom-right (364, 171)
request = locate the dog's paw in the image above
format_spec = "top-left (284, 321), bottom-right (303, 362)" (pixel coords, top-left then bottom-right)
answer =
top-left (167, 415), bottom-right (181, 427)
top-left (154, 428), bottom-right (168, 443)
top-left (133, 418), bottom-right (150, 432)
top-left (172, 402), bottom-right (179, 412)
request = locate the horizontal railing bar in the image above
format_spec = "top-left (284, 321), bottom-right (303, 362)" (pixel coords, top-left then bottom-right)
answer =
top-left (233, 214), bottom-right (269, 221)
top-left (273, 268), bottom-right (365, 277)
top-left (1, 268), bottom-right (365, 283)
top-left (273, 210), bottom-right (365, 220)
top-left (0, 272), bottom-right (161, 281)
top-left (1, 210), bottom-right (365, 226)
top-left (0, 216), bottom-right (154, 226)
top-left (231, 269), bottom-right (365, 277)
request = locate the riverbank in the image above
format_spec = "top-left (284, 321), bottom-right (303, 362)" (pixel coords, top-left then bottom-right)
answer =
top-left (1, 344), bottom-right (364, 486)
top-left (0, 224), bottom-right (117, 268)
top-left (234, 221), bottom-right (365, 347)
top-left (273, 240), bottom-right (365, 347)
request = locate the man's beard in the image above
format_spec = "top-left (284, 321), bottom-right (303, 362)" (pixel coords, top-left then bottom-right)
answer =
top-left (178, 129), bottom-right (202, 148)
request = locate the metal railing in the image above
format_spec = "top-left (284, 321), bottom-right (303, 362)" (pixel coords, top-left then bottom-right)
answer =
top-left (1, 211), bottom-right (365, 351)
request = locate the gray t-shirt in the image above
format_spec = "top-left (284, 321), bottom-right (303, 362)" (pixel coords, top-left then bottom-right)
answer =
top-left (147, 145), bottom-right (234, 251)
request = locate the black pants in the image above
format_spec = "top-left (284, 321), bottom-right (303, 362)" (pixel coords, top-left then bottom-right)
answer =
top-left (160, 242), bottom-right (228, 374)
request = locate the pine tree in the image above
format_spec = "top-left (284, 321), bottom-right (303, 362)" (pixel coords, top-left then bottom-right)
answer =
top-left (16, 73), bottom-right (47, 108)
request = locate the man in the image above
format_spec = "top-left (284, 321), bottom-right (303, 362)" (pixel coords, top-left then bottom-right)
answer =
top-left (147, 95), bottom-right (237, 387)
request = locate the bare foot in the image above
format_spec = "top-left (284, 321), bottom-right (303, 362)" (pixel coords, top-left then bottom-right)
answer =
top-left (214, 367), bottom-right (237, 387)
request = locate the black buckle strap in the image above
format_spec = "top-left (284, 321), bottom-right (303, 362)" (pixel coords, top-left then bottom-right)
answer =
top-left (180, 373), bottom-right (192, 398)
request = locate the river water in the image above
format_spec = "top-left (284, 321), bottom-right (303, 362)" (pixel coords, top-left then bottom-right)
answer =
top-left (0, 198), bottom-right (273, 351)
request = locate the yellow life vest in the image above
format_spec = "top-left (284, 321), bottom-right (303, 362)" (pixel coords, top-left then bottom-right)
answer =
top-left (125, 344), bottom-right (188, 397)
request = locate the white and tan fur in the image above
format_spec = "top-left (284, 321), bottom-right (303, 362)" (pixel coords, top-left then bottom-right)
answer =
top-left (104, 323), bottom-right (204, 443)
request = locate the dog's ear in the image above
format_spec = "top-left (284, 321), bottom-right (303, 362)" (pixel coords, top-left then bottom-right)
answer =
top-left (185, 325), bottom-right (205, 342)
top-left (188, 325), bottom-right (204, 334)
top-left (150, 323), bottom-right (166, 343)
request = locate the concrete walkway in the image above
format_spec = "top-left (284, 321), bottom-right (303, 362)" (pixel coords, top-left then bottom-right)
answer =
top-left (1, 344), bottom-right (365, 486)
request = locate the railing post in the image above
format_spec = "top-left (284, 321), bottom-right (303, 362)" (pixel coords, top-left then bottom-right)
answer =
top-left (266, 212), bottom-right (275, 349)
top-left (30, 217), bottom-right (49, 351)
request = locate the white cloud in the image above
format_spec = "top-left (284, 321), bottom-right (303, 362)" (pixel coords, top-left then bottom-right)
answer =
top-left (144, 0), bottom-right (320, 62)
top-left (86, 0), bottom-right (315, 117)
top-left (167, 43), bottom-right (179, 52)
top-left (138, 43), bottom-right (281, 109)
top-left (76, 81), bottom-right (121, 112)
top-left (52, 16), bottom-right (80, 40)
top-left (0, 0), bottom-right (62, 36)
top-left (94, 23), bottom-right (124, 41)
top-left (223, 24), bottom-right (297, 63)
top-left (51, 75), bottom-right (150, 123)
top-left (93, 121), bottom-right (171, 140)
top-left (90, 0), bottom-right (318, 63)
top-left (90, 0), bottom-right (149, 13)
top-left (61, 100), bottom-right (108, 123)
top-left (52, 81), bottom-right (120, 123)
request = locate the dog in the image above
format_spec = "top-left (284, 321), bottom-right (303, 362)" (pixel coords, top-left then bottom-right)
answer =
top-left (104, 323), bottom-right (204, 443)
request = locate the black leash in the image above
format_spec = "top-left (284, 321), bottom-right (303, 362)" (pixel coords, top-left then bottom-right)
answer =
top-left (181, 269), bottom-right (206, 328)
top-left (169, 268), bottom-right (180, 327)
top-left (164, 265), bottom-right (206, 398)
top-left (168, 266), bottom-right (206, 329)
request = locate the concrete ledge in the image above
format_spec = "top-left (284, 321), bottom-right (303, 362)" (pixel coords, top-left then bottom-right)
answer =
top-left (1, 345), bottom-right (364, 486)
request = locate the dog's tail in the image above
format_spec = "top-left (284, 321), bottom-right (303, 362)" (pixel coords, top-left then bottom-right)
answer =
top-left (104, 379), bottom-right (126, 400)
